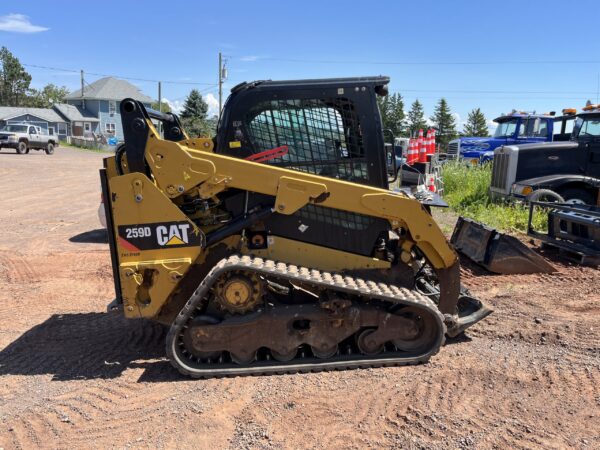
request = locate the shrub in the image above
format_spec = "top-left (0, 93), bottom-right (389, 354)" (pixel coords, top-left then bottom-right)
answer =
top-left (441, 161), bottom-right (545, 233)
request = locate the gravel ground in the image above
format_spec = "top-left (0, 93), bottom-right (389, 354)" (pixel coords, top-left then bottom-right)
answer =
top-left (0, 147), bottom-right (598, 449)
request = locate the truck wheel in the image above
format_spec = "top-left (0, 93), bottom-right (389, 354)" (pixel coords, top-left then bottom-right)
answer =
top-left (558, 188), bottom-right (595, 205)
top-left (45, 143), bottom-right (55, 155)
top-left (17, 141), bottom-right (28, 155)
top-left (527, 189), bottom-right (564, 203)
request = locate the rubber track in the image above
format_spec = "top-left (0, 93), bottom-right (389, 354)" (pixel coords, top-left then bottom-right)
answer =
top-left (166, 255), bottom-right (446, 378)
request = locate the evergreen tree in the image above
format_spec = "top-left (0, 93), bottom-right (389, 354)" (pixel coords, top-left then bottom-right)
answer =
top-left (180, 89), bottom-right (208, 120)
top-left (407, 99), bottom-right (427, 136)
top-left (388, 93), bottom-right (405, 137)
top-left (430, 98), bottom-right (457, 150)
top-left (377, 95), bottom-right (390, 132)
top-left (180, 89), bottom-right (210, 137)
top-left (377, 93), bottom-right (405, 137)
top-left (0, 46), bottom-right (32, 106)
top-left (463, 107), bottom-right (489, 137)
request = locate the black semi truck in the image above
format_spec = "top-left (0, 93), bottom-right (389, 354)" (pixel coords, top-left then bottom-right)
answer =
top-left (489, 105), bottom-right (600, 205)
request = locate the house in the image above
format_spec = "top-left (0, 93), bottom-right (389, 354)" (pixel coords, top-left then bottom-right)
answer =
top-left (53, 103), bottom-right (99, 138)
top-left (0, 107), bottom-right (68, 140)
top-left (63, 77), bottom-right (154, 140)
top-left (0, 77), bottom-right (154, 143)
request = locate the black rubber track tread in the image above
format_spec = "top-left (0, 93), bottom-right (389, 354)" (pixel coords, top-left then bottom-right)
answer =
top-left (166, 255), bottom-right (446, 378)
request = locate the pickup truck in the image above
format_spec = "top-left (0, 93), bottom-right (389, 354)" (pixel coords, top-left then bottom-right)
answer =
top-left (489, 106), bottom-right (600, 205)
top-left (0, 123), bottom-right (58, 155)
top-left (449, 112), bottom-right (556, 165)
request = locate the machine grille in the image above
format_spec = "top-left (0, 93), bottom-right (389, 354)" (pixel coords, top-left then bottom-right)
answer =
top-left (447, 141), bottom-right (459, 156)
top-left (491, 152), bottom-right (510, 190)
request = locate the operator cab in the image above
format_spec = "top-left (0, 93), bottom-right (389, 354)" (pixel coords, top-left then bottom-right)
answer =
top-left (216, 77), bottom-right (390, 189)
top-left (214, 77), bottom-right (392, 257)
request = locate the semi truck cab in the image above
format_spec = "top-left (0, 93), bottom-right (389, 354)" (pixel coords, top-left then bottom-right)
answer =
top-left (450, 112), bottom-right (555, 165)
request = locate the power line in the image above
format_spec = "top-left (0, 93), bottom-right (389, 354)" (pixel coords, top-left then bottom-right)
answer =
top-left (233, 57), bottom-right (600, 66)
top-left (23, 63), bottom-right (217, 86)
top-left (400, 88), bottom-right (595, 95)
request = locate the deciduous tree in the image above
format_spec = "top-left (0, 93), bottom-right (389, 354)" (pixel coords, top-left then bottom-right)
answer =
top-left (26, 84), bottom-right (69, 108)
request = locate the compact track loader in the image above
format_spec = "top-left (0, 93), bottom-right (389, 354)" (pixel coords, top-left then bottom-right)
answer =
top-left (101, 77), bottom-right (492, 377)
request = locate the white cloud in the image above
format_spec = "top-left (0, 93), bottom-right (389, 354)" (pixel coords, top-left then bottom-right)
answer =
top-left (163, 98), bottom-right (184, 115)
top-left (240, 55), bottom-right (261, 62)
top-left (0, 14), bottom-right (49, 33)
top-left (453, 112), bottom-right (467, 132)
top-left (205, 93), bottom-right (219, 117)
top-left (163, 93), bottom-right (219, 117)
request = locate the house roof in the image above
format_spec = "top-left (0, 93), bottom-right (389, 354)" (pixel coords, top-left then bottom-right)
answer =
top-left (0, 107), bottom-right (66, 123)
top-left (65, 77), bottom-right (154, 103)
top-left (53, 103), bottom-right (100, 122)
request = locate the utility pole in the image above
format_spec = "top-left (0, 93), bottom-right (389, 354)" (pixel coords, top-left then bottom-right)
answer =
top-left (218, 52), bottom-right (228, 118)
top-left (218, 52), bottom-right (223, 117)
top-left (158, 81), bottom-right (162, 112)
top-left (158, 81), bottom-right (162, 135)
top-left (80, 69), bottom-right (85, 109)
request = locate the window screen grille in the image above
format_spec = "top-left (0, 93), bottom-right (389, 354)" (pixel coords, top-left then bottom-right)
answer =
top-left (297, 204), bottom-right (375, 231)
top-left (246, 98), bottom-right (368, 182)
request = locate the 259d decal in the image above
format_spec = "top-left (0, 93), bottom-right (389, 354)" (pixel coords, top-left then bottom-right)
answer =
top-left (117, 221), bottom-right (204, 251)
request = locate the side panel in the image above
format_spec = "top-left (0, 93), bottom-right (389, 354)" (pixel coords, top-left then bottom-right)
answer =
top-left (100, 166), bottom-right (122, 303)
top-left (107, 172), bottom-right (203, 318)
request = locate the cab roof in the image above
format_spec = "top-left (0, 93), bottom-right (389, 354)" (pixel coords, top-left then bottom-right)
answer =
top-left (494, 112), bottom-right (553, 123)
top-left (231, 76), bottom-right (390, 93)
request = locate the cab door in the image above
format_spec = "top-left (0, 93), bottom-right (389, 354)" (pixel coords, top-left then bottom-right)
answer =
top-left (28, 126), bottom-right (40, 147)
top-left (578, 116), bottom-right (600, 178)
top-left (586, 139), bottom-right (600, 178)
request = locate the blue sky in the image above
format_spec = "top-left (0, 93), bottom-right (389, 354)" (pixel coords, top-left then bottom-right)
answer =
top-left (2, 0), bottom-right (600, 131)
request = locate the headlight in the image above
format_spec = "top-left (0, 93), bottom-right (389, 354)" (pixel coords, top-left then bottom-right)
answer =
top-left (511, 183), bottom-right (533, 196)
top-left (7, 135), bottom-right (17, 141)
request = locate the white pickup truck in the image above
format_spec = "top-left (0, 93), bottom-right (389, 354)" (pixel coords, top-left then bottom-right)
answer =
top-left (0, 123), bottom-right (58, 155)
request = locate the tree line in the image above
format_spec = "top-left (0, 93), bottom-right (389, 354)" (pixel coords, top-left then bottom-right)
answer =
top-left (377, 93), bottom-right (490, 149)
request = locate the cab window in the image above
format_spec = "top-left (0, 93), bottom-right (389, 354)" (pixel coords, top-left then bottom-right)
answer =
top-left (574, 117), bottom-right (600, 138)
top-left (245, 98), bottom-right (368, 182)
top-left (536, 120), bottom-right (548, 137)
top-left (564, 118), bottom-right (575, 135)
top-left (29, 126), bottom-right (36, 134)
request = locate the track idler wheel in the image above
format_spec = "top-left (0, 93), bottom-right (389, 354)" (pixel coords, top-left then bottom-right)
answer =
top-left (311, 344), bottom-right (338, 359)
top-left (270, 348), bottom-right (298, 362)
top-left (391, 307), bottom-right (438, 353)
top-left (230, 351), bottom-right (256, 365)
top-left (356, 328), bottom-right (384, 356)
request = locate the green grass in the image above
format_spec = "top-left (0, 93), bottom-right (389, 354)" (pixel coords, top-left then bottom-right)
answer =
top-left (59, 141), bottom-right (113, 154)
top-left (441, 161), bottom-right (545, 233)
